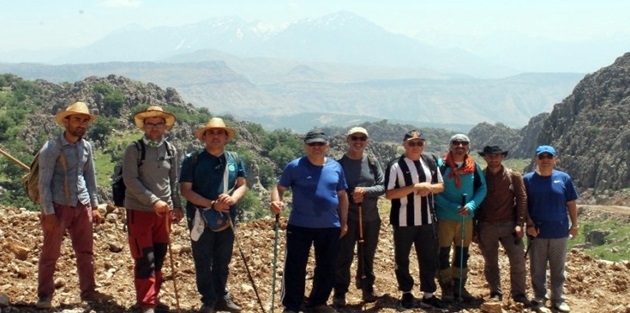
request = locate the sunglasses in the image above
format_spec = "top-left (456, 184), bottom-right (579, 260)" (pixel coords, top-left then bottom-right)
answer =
top-left (407, 141), bottom-right (424, 147)
top-left (537, 154), bottom-right (554, 160)
top-left (350, 136), bottom-right (367, 141)
top-left (451, 141), bottom-right (469, 146)
top-left (307, 142), bottom-right (326, 147)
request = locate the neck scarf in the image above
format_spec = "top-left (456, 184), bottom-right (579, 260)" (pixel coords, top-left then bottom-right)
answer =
top-left (142, 136), bottom-right (165, 148)
top-left (443, 151), bottom-right (476, 188)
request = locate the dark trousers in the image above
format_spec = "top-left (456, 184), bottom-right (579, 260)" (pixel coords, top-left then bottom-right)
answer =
top-left (282, 224), bottom-right (340, 311)
top-left (393, 224), bottom-right (438, 293)
top-left (334, 218), bottom-right (381, 294)
top-left (190, 226), bottom-right (235, 307)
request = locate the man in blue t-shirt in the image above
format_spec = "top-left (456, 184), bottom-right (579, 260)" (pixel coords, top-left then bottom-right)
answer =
top-left (270, 129), bottom-right (349, 313)
top-left (524, 145), bottom-right (578, 313)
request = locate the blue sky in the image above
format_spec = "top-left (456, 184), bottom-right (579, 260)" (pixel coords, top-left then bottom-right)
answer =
top-left (2, 0), bottom-right (630, 51)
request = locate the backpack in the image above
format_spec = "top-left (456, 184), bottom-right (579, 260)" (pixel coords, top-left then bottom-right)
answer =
top-left (111, 139), bottom-right (173, 207)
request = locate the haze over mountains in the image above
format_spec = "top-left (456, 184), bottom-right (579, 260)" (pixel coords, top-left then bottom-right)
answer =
top-left (0, 11), bottom-right (600, 131)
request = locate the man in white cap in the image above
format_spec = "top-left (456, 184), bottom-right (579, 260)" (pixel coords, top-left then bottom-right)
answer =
top-left (36, 101), bottom-right (108, 309)
top-left (180, 117), bottom-right (248, 313)
top-left (435, 134), bottom-right (487, 302)
top-left (123, 106), bottom-right (183, 313)
top-left (333, 126), bottom-right (385, 307)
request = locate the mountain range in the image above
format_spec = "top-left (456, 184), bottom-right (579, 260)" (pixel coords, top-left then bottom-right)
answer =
top-left (0, 11), bottom-right (592, 132)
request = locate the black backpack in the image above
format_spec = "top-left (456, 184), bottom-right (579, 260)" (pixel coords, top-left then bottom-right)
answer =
top-left (111, 139), bottom-right (173, 207)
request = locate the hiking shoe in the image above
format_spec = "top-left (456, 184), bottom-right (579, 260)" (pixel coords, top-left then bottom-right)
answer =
top-left (36, 296), bottom-right (52, 309)
top-left (332, 293), bottom-right (346, 307)
top-left (362, 288), bottom-right (383, 303)
top-left (488, 292), bottom-right (503, 302)
top-left (198, 304), bottom-right (215, 313)
top-left (81, 290), bottom-right (112, 303)
top-left (282, 310), bottom-right (298, 313)
top-left (400, 292), bottom-right (415, 309)
top-left (215, 294), bottom-right (242, 312)
top-left (142, 308), bottom-right (155, 313)
top-left (420, 296), bottom-right (448, 309)
top-left (554, 301), bottom-right (571, 312)
top-left (306, 304), bottom-right (337, 313)
top-left (531, 297), bottom-right (546, 309)
top-left (454, 287), bottom-right (477, 302)
top-left (512, 294), bottom-right (529, 304)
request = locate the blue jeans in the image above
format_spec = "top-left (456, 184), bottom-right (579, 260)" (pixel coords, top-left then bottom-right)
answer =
top-left (282, 224), bottom-right (340, 311)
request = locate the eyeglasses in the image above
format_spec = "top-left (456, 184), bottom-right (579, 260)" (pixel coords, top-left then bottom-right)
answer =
top-left (145, 122), bottom-right (166, 129)
top-left (350, 136), bottom-right (367, 141)
top-left (407, 141), bottom-right (424, 147)
top-left (537, 154), bottom-right (554, 160)
top-left (307, 142), bottom-right (326, 147)
top-left (451, 141), bottom-right (469, 146)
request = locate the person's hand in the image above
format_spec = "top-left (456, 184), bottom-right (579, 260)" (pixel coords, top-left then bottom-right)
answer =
top-left (352, 187), bottom-right (366, 203)
top-left (458, 205), bottom-right (469, 216)
top-left (569, 226), bottom-right (578, 239)
top-left (41, 213), bottom-right (59, 232)
top-left (172, 208), bottom-right (184, 224)
top-left (414, 182), bottom-right (432, 197)
top-left (92, 208), bottom-right (104, 225)
top-left (270, 200), bottom-right (286, 215)
top-left (340, 223), bottom-right (348, 238)
top-left (526, 226), bottom-right (539, 238)
top-left (513, 225), bottom-right (524, 239)
top-left (153, 200), bottom-right (170, 217)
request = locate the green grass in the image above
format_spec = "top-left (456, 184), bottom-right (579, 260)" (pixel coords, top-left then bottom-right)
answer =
top-left (569, 219), bottom-right (630, 262)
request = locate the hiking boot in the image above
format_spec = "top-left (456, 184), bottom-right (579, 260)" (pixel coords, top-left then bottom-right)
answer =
top-left (400, 292), bottom-right (415, 309)
top-left (453, 280), bottom-right (477, 302)
top-left (132, 302), bottom-right (169, 313)
top-left (439, 282), bottom-right (454, 303)
top-left (512, 294), bottom-right (529, 304)
top-left (36, 296), bottom-right (52, 309)
top-left (198, 304), bottom-right (215, 313)
top-left (554, 301), bottom-right (571, 312)
top-left (142, 308), bottom-right (155, 313)
top-left (531, 297), bottom-right (546, 309)
top-left (215, 294), bottom-right (242, 312)
top-left (488, 292), bottom-right (502, 302)
top-left (81, 290), bottom-right (112, 303)
top-left (282, 309), bottom-right (298, 313)
top-left (420, 296), bottom-right (448, 309)
top-left (362, 288), bottom-right (383, 303)
top-left (306, 304), bottom-right (337, 313)
top-left (332, 293), bottom-right (346, 307)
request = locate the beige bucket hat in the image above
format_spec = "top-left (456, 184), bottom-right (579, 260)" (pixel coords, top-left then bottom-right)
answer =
top-left (195, 117), bottom-right (236, 141)
top-left (55, 101), bottom-right (98, 126)
top-left (133, 105), bottom-right (176, 130)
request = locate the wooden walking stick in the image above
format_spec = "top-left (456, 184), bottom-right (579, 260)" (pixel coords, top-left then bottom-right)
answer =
top-left (0, 148), bottom-right (30, 171)
top-left (165, 213), bottom-right (181, 313)
top-left (271, 214), bottom-right (280, 313)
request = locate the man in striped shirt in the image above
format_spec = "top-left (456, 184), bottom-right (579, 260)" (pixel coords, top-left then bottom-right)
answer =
top-left (385, 130), bottom-right (446, 310)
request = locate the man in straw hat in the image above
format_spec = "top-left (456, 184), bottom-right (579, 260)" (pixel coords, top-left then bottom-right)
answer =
top-left (476, 146), bottom-right (529, 305)
top-left (180, 117), bottom-right (248, 313)
top-left (123, 106), bottom-right (183, 313)
top-left (36, 101), bottom-right (109, 309)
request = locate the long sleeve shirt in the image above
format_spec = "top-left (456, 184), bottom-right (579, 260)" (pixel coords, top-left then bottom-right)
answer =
top-left (38, 133), bottom-right (98, 215)
top-left (477, 166), bottom-right (527, 225)
top-left (122, 139), bottom-right (182, 212)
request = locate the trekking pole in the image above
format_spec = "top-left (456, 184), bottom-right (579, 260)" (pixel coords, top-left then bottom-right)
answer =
top-left (357, 202), bottom-right (366, 311)
top-left (164, 213), bottom-right (182, 313)
top-left (458, 193), bottom-right (467, 303)
top-left (271, 214), bottom-right (280, 313)
top-left (524, 235), bottom-right (534, 260)
top-left (228, 215), bottom-right (266, 313)
top-left (0, 148), bottom-right (30, 171)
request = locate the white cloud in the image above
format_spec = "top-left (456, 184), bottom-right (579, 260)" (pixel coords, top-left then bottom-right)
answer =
top-left (99, 0), bottom-right (142, 8)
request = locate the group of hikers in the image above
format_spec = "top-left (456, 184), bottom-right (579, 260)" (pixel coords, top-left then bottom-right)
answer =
top-left (34, 102), bottom-right (579, 313)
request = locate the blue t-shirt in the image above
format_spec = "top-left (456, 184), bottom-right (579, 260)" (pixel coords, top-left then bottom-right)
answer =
top-left (523, 169), bottom-right (578, 239)
top-left (278, 156), bottom-right (348, 228)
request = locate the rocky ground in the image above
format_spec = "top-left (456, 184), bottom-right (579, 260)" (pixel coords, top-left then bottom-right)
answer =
top-left (1, 203), bottom-right (630, 313)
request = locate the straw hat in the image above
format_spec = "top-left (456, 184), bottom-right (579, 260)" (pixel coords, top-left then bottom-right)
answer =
top-left (133, 106), bottom-right (176, 130)
top-left (55, 101), bottom-right (98, 126)
top-left (195, 117), bottom-right (236, 141)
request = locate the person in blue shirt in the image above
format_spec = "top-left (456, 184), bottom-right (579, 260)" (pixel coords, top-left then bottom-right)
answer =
top-left (524, 145), bottom-right (578, 313)
top-left (270, 129), bottom-right (349, 313)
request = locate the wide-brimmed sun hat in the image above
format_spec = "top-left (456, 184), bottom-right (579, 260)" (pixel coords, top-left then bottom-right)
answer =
top-left (478, 145), bottom-right (509, 157)
top-left (55, 101), bottom-right (98, 126)
top-left (195, 117), bottom-right (236, 141)
top-left (133, 105), bottom-right (176, 130)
